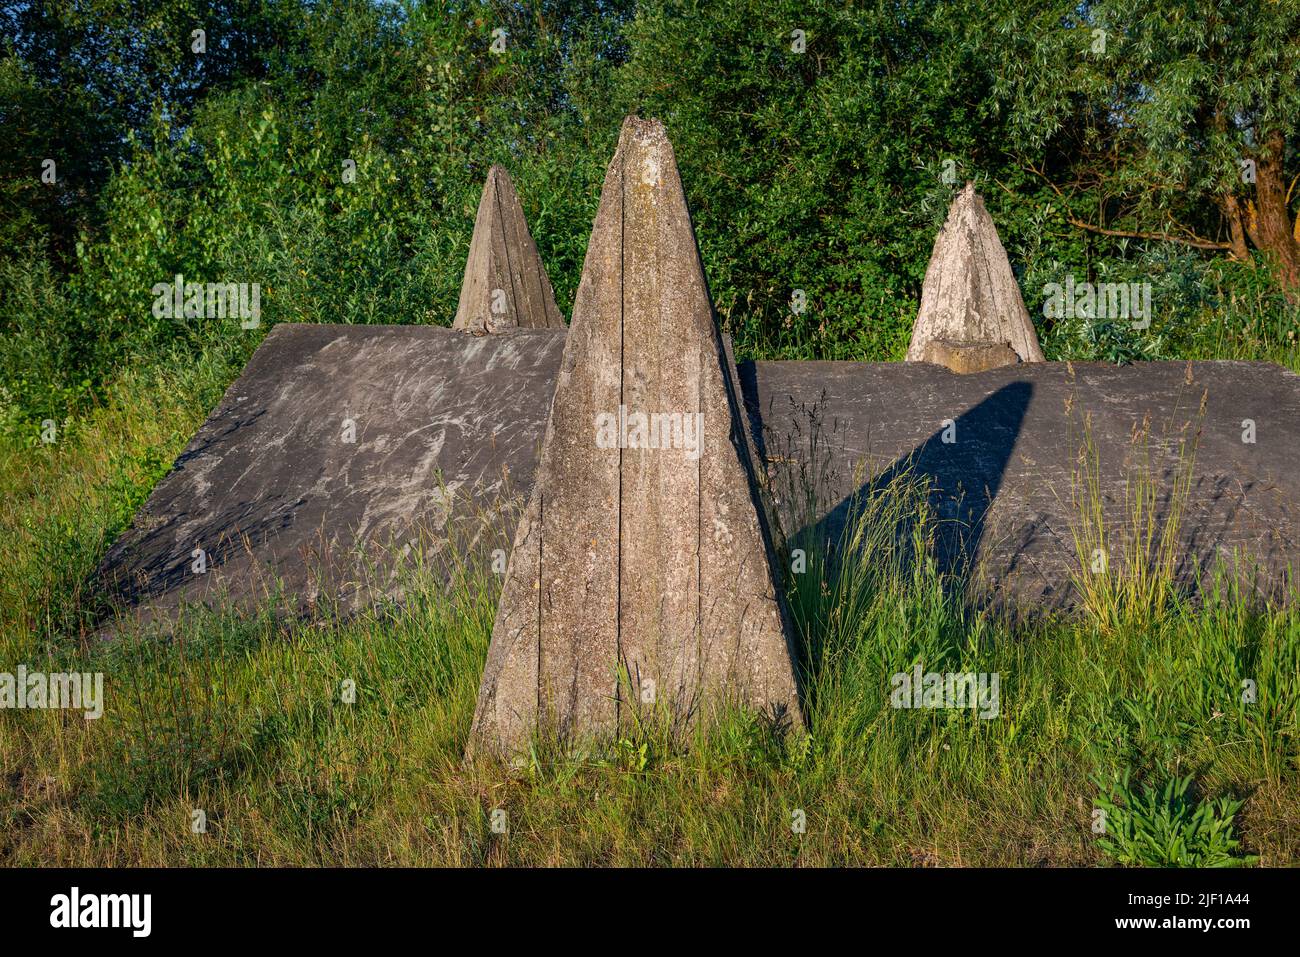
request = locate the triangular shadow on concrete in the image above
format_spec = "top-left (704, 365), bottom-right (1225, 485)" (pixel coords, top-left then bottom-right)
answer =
top-left (789, 381), bottom-right (1034, 597)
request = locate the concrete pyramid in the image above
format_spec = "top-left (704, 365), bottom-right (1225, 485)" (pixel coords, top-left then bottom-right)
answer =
top-left (906, 182), bottom-right (1045, 371)
top-left (452, 165), bottom-right (565, 333)
top-left (469, 117), bottom-right (803, 757)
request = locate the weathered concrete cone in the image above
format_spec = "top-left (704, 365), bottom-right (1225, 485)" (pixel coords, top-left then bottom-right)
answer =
top-left (452, 165), bottom-right (565, 333)
top-left (906, 182), bottom-right (1045, 372)
top-left (468, 117), bottom-right (803, 758)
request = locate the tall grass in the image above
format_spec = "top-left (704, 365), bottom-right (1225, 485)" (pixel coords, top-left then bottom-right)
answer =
top-left (1067, 402), bottom-right (1201, 635)
top-left (1, 354), bottom-right (1297, 866)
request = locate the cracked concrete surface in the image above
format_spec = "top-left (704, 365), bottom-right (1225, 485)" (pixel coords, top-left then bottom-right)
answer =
top-left (97, 335), bottom-right (1300, 636)
top-left (95, 324), bottom-right (566, 634)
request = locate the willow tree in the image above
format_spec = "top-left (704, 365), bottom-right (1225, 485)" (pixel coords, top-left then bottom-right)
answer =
top-left (980, 0), bottom-right (1300, 299)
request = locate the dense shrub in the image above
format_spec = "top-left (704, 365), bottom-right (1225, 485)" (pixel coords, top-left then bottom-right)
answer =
top-left (1, 0), bottom-right (1297, 434)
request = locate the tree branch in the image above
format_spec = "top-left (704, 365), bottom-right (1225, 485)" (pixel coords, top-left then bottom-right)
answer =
top-left (1063, 216), bottom-right (1234, 251)
top-left (1021, 162), bottom-right (1235, 251)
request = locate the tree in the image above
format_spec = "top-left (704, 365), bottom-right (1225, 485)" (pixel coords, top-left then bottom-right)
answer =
top-left (1, 0), bottom-right (298, 264)
top-left (983, 0), bottom-right (1300, 299)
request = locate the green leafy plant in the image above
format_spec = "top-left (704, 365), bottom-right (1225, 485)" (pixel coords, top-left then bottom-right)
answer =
top-left (1094, 770), bottom-right (1257, 867)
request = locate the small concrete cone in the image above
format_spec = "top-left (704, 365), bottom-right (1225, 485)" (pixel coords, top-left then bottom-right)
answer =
top-left (907, 182), bottom-right (1045, 370)
top-left (452, 165), bottom-right (565, 333)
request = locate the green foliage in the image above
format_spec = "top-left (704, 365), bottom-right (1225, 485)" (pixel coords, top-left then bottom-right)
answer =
top-left (1094, 770), bottom-right (1257, 868)
top-left (0, 54), bottom-right (107, 264)
top-left (3, 0), bottom-right (1298, 435)
top-left (1, 0), bottom-right (303, 264)
top-left (990, 0), bottom-right (1300, 217)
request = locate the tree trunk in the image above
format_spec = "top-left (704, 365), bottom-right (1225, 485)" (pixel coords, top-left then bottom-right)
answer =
top-left (1252, 129), bottom-right (1300, 301)
top-left (1219, 192), bottom-right (1253, 263)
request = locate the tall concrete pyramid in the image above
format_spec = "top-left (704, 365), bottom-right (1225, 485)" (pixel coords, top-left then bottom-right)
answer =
top-left (906, 182), bottom-right (1045, 371)
top-left (469, 117), bottom-right (803, 758)
top-left (452, 165), bottom-right (565, 333)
